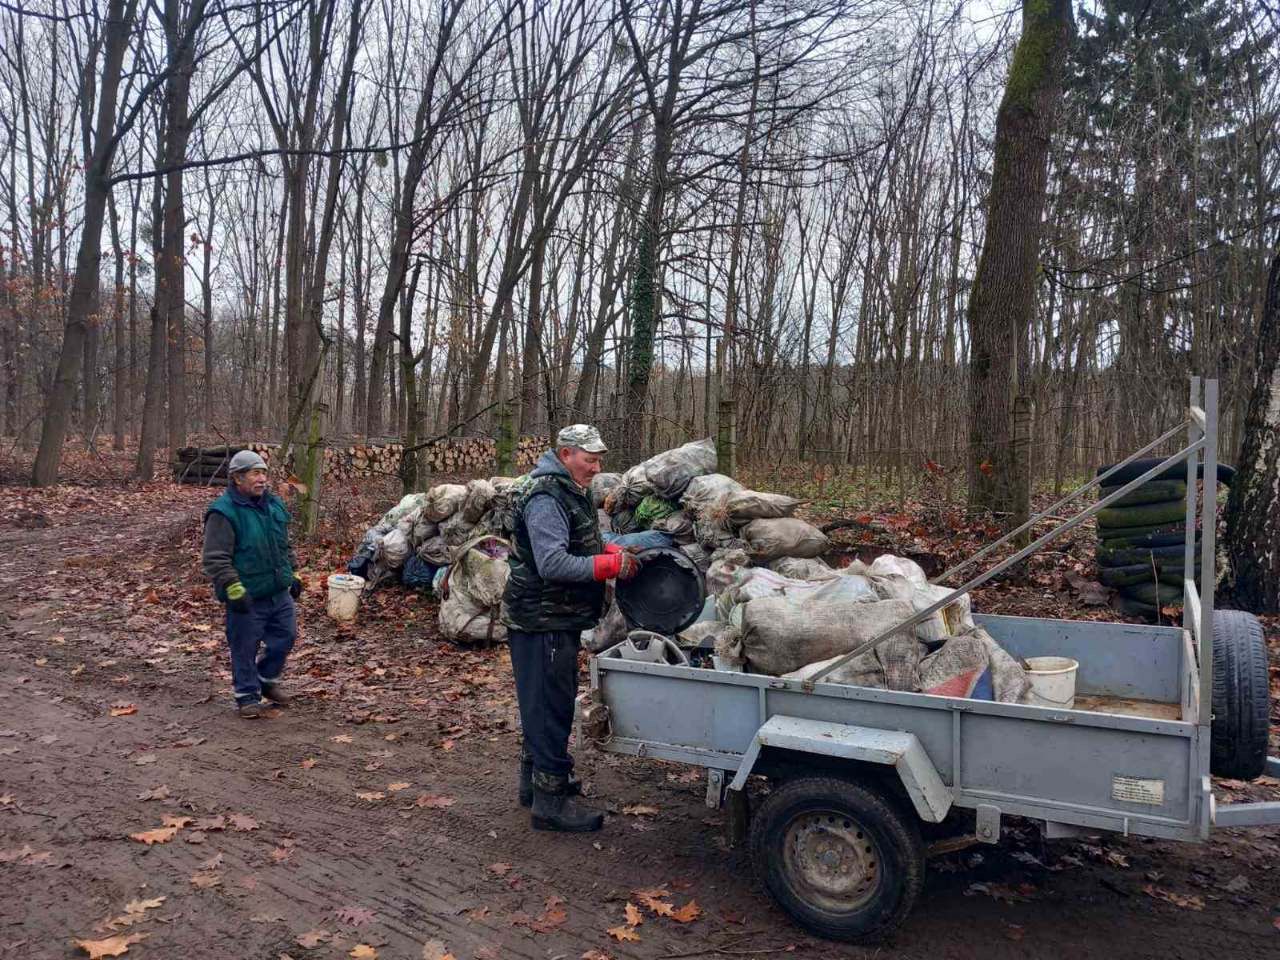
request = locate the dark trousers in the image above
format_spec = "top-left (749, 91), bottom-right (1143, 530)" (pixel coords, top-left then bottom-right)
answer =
top-left (509, 630), bottom-right (580, 776)
top-left (225, 590), bottom-right (296, 704)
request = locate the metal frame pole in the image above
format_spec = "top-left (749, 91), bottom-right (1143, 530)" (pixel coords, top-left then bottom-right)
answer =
top-left (806, 436), bottom-right (1204, 685)
top-left (1198, 381), bottom-right (1218, 727)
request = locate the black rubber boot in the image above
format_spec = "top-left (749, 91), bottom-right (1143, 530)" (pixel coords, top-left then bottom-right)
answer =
top-left (530, 770), bottom-right (603, 832)
top-left (519, 752), bottom-right (582, 808)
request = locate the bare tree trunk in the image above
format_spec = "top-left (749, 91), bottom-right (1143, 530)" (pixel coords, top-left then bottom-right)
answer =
top-left (32, 0), bottom-right (139, 486)
top-left (1224, 251), bottom-right (1280, 613)
top-left (965, 0), bottom-right (1073, 513)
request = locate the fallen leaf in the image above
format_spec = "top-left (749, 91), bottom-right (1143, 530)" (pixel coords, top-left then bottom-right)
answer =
top-left (441, 739), bottom-right (455, 751)
top-left (199, 853), bottom-right (224, 870)
top-left (488, 862), bottom-right (512, 876)
top-left (184, 831), bottom-right (207, 845)
top-left (190, 872), bottom-right (222, 889)
top-left (161, 815), bottom-right (192, 829)
top-left (335, 906), bottom-right (375, 927)
top-left (1223, 874), bottom-right (1251, 893)
top-left (296, 930), bottom-right (332, 949)
top-left (132, 753), bottom-right (157, 766)
top-left (174, 736), bottom-right (206, 748)
top-left (414, 794), bottom-right (456, 809)
top-left (621, 804), bottom-right (658, 816)
top-left (0, 794), bottom-right (12, 805)
top-left (34, 657), bottom-right (48, 666)
top-left (581, 952), bottom-right (614, 960)
top-left (532, 896), bottom-right (567, 933)
top-left (421, 940), bottom-right (458, 960)
top-left (331, 735), bottom-right (354, 744)
top-left (670, 900), bottom-right (702, 923)
top-left (356, 791), bottom-right (385, 802)
top-left (193, 816), bottom-right (226, 831)
top-left (301, 758), bottom-right (318, 769)
top-left (606, 925), bottom-right (640, 942)
top-left (634, 888), bottom-right (674, 917)
top-left (624, 903), bottom-right (644, 927)
top-left (349, 947), bottom-right (377, 959)
top-left (1143, 885), bottom-right (1204, 910)
top-left (228, 813), bottom-right (259, 831)
top-left (75, 933), bottom-right (147, 958)
top-left (122, 897), bottom-right (165, 915)
top-left (129, 826), bottom-right (179, 845)
top-left (271, 847), bottom-right (292, 863)
top-left (387, 782), bottom-right (411, 792)
top-left (137, 785), bottom-right (169, 801)
top-left (109, 703), bottom-right (138, 717)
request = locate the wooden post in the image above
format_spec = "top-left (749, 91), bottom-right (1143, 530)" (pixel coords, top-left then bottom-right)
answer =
top-left (1012, 396), bottom-right (1034, 547)
top-left (716, 397), bottom-right (736, 477)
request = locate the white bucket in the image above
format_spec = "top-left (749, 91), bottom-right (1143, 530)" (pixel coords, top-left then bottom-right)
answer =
top-left (327, 573), bottom-right (365, 622)
top-left (1024, 656), bottom-right (1079, 710)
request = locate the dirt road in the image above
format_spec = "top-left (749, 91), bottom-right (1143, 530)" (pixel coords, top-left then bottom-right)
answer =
top-left (1, 486), bottom-right (1278, 960)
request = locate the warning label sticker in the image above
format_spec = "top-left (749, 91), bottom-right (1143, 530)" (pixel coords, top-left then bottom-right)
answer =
top-left (1112, 776), bottom-right (1165, 805)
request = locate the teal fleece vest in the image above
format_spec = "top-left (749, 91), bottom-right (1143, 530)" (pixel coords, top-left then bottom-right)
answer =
top-left (206, 490), bottom-right (294, 600)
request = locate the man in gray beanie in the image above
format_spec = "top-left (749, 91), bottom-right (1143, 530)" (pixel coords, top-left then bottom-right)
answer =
top-left (201, 450), bottom-right (304, 718)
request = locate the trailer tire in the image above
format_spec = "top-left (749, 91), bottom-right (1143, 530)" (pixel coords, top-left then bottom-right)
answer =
top-left (1210, 610), bottom-right (1270, 780)
top-left (750, 776), bottom-right (923, 943)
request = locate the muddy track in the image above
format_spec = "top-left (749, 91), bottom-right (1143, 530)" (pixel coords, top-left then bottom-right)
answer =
top-left (2, 497), bottom-right (1279, 960)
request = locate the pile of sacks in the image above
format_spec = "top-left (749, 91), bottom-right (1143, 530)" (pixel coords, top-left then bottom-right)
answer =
top-left (347, 476), bottom-right (531, 644)
top-left (592, 440), bottom-right (831, 574)
top-left (692, 552), bottom-right (1029, 703)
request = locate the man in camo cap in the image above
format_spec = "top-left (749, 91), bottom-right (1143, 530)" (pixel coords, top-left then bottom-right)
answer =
top-left (502, 424), bottom-right (640, 832)
top-left (202, 450), bottom-right (304, 718)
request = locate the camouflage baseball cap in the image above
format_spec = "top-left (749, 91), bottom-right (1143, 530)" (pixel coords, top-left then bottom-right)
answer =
top-left (556, 423), bottom-right (608, 453)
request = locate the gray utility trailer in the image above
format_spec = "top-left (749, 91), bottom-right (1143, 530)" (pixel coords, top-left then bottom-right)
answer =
top-left (582, 379), bottom-right (1277, 943)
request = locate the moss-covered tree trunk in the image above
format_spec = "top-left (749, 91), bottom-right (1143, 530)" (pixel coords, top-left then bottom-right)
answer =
top-left (1225, 251), bottom-right (1280, 613)
top-left (966, 0), bottom-right (1073, 512)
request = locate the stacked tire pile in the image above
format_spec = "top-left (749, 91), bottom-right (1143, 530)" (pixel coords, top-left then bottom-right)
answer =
top-left (1095, 470), bottom-right (1195, 620)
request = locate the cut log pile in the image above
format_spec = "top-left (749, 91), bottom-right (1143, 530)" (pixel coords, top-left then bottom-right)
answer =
top-left (171, 436), bottom-right (548, 486)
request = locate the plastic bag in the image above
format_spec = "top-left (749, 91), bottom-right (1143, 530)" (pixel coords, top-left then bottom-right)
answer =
top-left (411, 518), bottom-right (439, 546)
top-left (402, 554), bottom-right (438, 590)
top-left (644, 438), bottom-right (716, 500)
top-left (378, 492), bottom-right (429, 528)
top-left (374, 528), bottom-right (411, 570)
top-left (440, 585), bottom-right (507, 644)
top-left (739, 597), bottom-right (918, 676)
top-left (718, 490), bottom-right (800, 524)
top-left (678, 542), bottom-right (711, 572)
top-left (609, 464), bottom-right (654, 512)
top-left (449, 536), bottom-right (510, 608)
top-left (417, 535), bottom-right (450, 566)
top-left (769, 556), bottom-right (837, 580)
top-left (462, 478), bottom-right (496, 523)
top-left (583, 598), bottom-right (628, 653)
top-left (591, 473), bottom-right (622, 509)
top-left (633, 494), bottom-right (679, 530)
top-left (681, 473), bottom-right (743, 518)
top-left (653, 510), bottom-right (695, 542)
top-left (741, 517), bottom-right (828, 562)
top-left (423, 483), bottom-right (468, 522)
top-left (868, 554), bottom-right (928, 586)
top-left (440, 512), bottom-right (477, 551)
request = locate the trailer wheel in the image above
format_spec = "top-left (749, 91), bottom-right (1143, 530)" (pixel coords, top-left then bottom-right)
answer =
top-left (1210, 610), bottom-right (1270, 780)
top-left (750, 777), bottom-right (923, 943)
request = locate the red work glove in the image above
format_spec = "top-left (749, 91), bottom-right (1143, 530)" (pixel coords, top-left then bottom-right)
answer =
top-left (592, 550), bottom-right (642, 581)
top-left (603, 542), bottom-right (623, 555)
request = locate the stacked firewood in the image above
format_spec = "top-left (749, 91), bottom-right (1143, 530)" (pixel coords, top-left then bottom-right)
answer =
top-left (172, 436), bottom-right (548, 486)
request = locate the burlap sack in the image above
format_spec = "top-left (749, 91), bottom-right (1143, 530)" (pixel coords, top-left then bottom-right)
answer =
top-left (737, 596), bottom-right (917, 676)
top-left (741, 517), bottom-right (828, 562)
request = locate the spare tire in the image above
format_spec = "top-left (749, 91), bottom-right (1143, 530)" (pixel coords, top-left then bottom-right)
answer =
top-left (1097, 521), bottom-right (1187, 542)
top-left (1097, 530), bottom-right (1188, 550)
top-left (1210, 610), bottom-right (1270, 780)
top-left (1098, 479), bottom-right (1186, 507)
top-left (1097, 500), bottom-right (1189, 529)
top-left (1097, 561), bottom-right (1199, 588)
top-left (1123, 581), bottom-right (1183, 606)
top-left (1096, 458), bottom-right (1236, 487)
top-left (1097, 541), bottom-right (1196, 567)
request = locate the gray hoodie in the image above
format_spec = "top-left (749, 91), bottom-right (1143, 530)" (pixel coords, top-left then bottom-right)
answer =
top-left (522, 449), bottom-right (597, 583)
